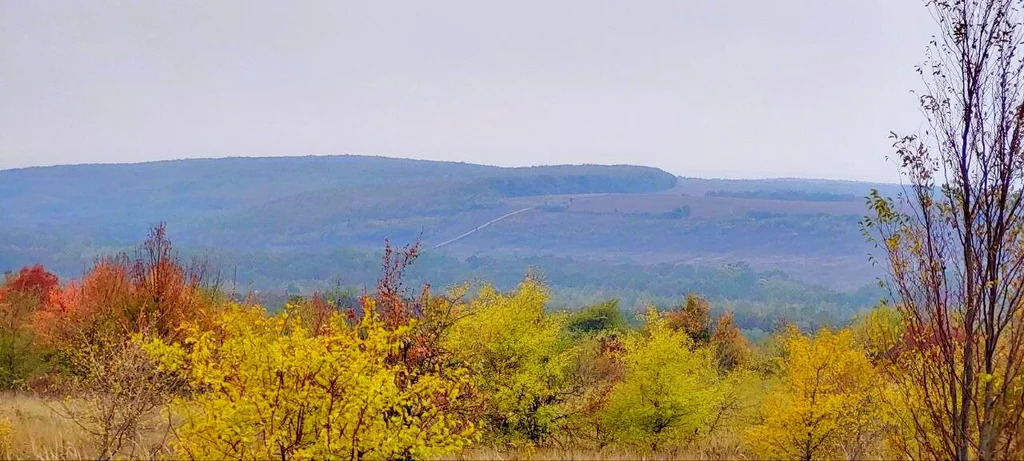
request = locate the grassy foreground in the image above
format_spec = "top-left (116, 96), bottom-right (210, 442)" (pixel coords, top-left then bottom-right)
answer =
top-left (0, 393), bottom-right (175, 460)
top-left (0, 393), bottom-right (716, 461)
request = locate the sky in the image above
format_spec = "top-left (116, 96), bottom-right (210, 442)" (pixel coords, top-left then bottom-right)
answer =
top-left (0, 1), bottom-right (934, 182)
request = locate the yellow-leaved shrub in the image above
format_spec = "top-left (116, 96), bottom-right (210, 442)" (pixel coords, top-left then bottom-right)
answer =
top-left (445, 279), bottom-right (572, 446)
top-left (600, 309), bottom-right (721, 452)
top-left (144, 302), bottom-right (477, 460)
top-left (746, 327), bottom-right (885, 460)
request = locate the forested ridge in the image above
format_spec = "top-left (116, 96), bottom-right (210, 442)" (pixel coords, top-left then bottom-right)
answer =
top-left (0, 154), bottom-right (891, 293)
top-left (0, 154), bottom-right (892, 339)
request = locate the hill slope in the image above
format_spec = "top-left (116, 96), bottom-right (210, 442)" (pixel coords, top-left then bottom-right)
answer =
top-left (0, 155), bottom-right (898, 330)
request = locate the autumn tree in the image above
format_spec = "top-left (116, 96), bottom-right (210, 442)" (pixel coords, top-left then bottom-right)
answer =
top-left (747, 328), bottom-right (885, 460)
top-left (557, 300), bottom-right (630, 448)
top-left (33, 224), bottom-right (215, 352)
top-left (852, 304), bottom-right (905, 361)
top-left (145, 302), bottom-right (476, 460)
top-left (710, 311), bottom-right (750, 373)
top-left (0, 265), bottom-right (59, 388)
top-left (601, 309), bottom-right (720, 453)
top-left (558, 334), bottom-right (626, 449)
top-left (865, 0), bottom-right (1024, 458)
top-left (665, 293), bottom-right (713, 345)
top-left (444, 279), bottom-right (573, 446)
top-left (20, 226), bottom-right (218, 457)
top-left (664, 294), bottom-right (749, 372)
top-left (374, 238), bottom-right (422, 329)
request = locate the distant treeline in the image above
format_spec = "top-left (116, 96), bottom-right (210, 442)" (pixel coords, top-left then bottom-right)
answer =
top-left (476, 171), bottom-right (678, 197)
top-left (705, 189), bottom-right (859, 202)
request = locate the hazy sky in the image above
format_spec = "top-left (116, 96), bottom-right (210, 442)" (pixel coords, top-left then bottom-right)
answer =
top-left (1, 1), bottom-right (934, 181)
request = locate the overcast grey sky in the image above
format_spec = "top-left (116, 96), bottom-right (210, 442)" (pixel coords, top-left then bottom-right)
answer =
top-left (0, 1), bottom-right (934, 181)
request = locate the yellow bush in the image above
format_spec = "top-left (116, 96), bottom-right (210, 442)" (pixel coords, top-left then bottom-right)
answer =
top-left (746, 328), bottom-right (885, 460)
top-left (445, 279), bottom-right (572, 446)
top-left (601, 309), bottom-right (721, 452)
top-left (145, 303), bottom-right (477, 460)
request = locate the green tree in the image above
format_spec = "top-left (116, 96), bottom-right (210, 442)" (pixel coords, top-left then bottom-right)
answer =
top-left (566, 300), bottom-right (628, 336)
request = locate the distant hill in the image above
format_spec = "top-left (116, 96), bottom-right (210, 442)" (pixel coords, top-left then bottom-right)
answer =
top-left (0, 155), bottom-right (900, 331)
top-left (0, 155), bottom-right (672, 253)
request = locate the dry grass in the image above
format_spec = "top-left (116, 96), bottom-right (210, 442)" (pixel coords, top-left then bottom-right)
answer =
top-left (449, 447), bottom-right (737, 461)
top-left (0, 392), bottom-right (90, 460)
top-left (0, 392), bottom-right (174, 460)
top-left (2, 393), bottom-right (743, 460)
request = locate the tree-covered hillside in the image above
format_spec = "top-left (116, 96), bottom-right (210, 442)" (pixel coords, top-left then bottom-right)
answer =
top-left (0, 155), bottom-right (892, 327)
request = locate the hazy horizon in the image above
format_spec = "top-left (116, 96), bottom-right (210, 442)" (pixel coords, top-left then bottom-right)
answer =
top-left (0, 152), bottom-right (907, 185)
top-left (2, 1), bottom-right (934, 182)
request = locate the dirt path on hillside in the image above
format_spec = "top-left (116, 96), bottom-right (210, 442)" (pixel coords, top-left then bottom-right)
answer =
top-left (433, 207), bottom-right (535, 248)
